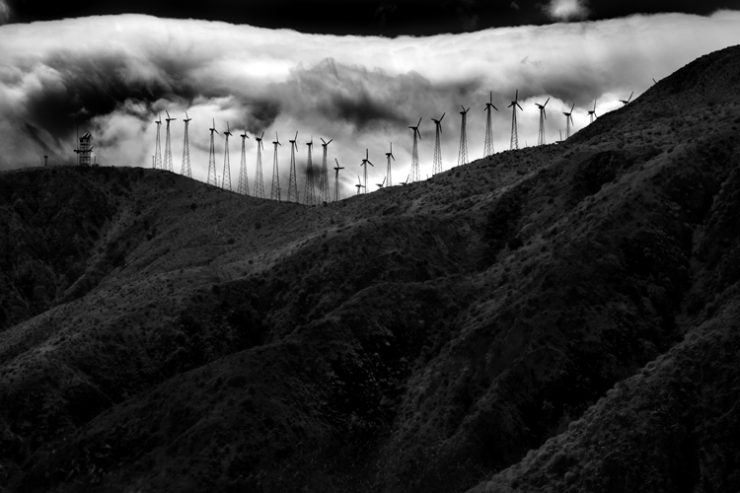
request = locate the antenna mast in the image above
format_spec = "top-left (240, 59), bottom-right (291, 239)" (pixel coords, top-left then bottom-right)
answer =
top-left (457, 105), bottom-right (470, 166)
top-left (181, 113), bottom-right (192, 177)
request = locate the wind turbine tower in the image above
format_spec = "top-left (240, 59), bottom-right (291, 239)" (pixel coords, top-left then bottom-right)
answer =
top-left (355, 175), bottom-right (364, 195)
top-left (563, 104), bottom-right (575, 139)
top-left (535, 97), bottom-right (550, 146)
top-left (304, 138), bottom-right (316, 205)
top-left (320, 138), bottom-right (333, 203)
top-left (483, 91), bottom-right (498, 157)
top-left (588, 100), bottom-right (598, 124)
top-left (271, 132), bottom-right (282, 201)
top-left (385, 142), bottom-right (395, 187)
top-left (508, 90), bottom-right (523, 150)
top-left (181, 112), bottom-right (192, 178)
top-left (287, 131), bottom-right (299, 202)
top-left (360, 149), bottom-right (374, 194)
top-left (457, 105), bottom-right (470, 166)
top-left (164, 111), bottom-right (176, 172)
top-left (408, 117), bottom-right (422, 182)
top-left (222, 122), bottom-right (233, 190)
top-left (153, 114), bottom-right (162, 169)
top-left (207, 118), bottom-right (219, 186)
top-left (237, 127), bottom-right (250, 195)
top-left (432, 113), bottom-right (445, 175)
top-left (254, 132), bottom-right (265, 198)
top-left (333, 158), bottom-right (344, 202)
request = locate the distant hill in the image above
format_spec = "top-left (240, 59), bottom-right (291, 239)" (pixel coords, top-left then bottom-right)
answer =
top-left (1, 45), bottom-right (740, 493)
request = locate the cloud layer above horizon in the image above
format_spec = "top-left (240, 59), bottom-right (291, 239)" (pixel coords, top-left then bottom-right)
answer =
top-left (1, 11), bottom-right (740, 191)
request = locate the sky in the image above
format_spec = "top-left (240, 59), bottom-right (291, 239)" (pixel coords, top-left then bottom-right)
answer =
top-left (1, 1), bottom-right (740, 195)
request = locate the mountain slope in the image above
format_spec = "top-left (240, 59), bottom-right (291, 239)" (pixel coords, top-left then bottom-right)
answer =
top-left (1, 45), bottom-right (740, 492)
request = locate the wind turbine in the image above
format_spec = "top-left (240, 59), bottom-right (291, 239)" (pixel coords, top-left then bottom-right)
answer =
top-left (222, 122), bottom-right (233, 190)
top-left (457, 105), bottom-right (470, 166)
top-left (620, 91), bottom-right (634, 106)
top-left (483, 91), bottom-right (498, 157)
top-left (153, 114), bottom-right (162, 169)
top-left (508, 90), bottom-right (523, 150)
top-left (563, 103), bottom-right (575, 139)
top-left (181, 112), bottom-right (192, 178)
top-left (333, 158), bottom-right (344, 202)
top-left (432, 113), bottom-right (445, 175)
top-left (287, 131), bottom-right (299, 202)
top-left (164, 110), bottom-right (176, 172)
top-left (535, 97), bottom-right (550, 146)
top-left (270, 132), bottom-right (281, 201)
top-left (237, 126), bottom-right (250, 195)
top-left (355, 175), bottom-right (364, 195)
top-left (304, 138), bottom-right (316, 205)
top-left (587, 100), bottom-right (598, 124)
top-left (385, 142), bottom-right (395, 187)
top-left (207, 118), bottom-right (219, 186)
top-left (254, 131), bottom-right (265, 198)
top-left (360, 149), bottom-right (374, 194)
top-left (376, 176), bottom-right (387, 189)
top-left (320, 137), bottom-right (333, 203)
top-left (409, 117), bottom-right (422, 182)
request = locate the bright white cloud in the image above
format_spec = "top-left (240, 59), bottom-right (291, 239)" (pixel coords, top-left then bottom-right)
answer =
top-left (0, 11), bottom-right (739, 194)
top-left (547, 0), bottom-right (589, 21)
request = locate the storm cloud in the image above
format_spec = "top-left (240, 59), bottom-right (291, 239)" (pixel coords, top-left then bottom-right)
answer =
top-left (1, 11), bottom-right (740, 192)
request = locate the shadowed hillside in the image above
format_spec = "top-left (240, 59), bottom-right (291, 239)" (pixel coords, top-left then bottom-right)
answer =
top-left (1, 45), bottom-right (740, 493)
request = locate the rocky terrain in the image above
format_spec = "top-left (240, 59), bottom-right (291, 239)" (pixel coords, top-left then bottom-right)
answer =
top-left (1, 45), bottom-right (739, 492)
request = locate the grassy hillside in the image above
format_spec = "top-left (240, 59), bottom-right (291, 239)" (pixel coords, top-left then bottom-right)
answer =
top-left (1, 45), bottom-right (740, 492)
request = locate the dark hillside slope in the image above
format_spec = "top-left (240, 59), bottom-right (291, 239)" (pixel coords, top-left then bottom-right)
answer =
top-left (1, 45), bottom-right (740, 492)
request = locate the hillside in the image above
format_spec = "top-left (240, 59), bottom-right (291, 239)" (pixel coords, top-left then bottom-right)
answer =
top-left (1, 45), bottom-right (740, 492)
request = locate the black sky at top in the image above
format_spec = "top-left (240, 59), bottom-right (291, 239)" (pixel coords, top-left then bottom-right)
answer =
top-left (5, 0), bottom-right (740, 35)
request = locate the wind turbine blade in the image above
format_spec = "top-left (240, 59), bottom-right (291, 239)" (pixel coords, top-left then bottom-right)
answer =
top-left (570, 103), bottom-right (575, 112)
top-left (516, 103), bottom-right (523, 110)
top-left (544, 97), bottom-right (550, 106)
top-left (440, 112), bottom-right (445, 121)
top-left (417, 117), bottom-right (422, 127)
top-left (515, 89), bottom-right (519, 101)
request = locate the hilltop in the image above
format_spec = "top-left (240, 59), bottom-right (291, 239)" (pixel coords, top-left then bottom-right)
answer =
top-left (1, 45), bottom-right (740, 492)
